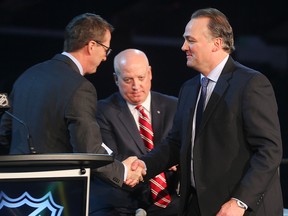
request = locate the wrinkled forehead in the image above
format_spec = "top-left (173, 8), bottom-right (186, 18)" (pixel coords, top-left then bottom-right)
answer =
top-left (120, 63), bottom-right (150, 77)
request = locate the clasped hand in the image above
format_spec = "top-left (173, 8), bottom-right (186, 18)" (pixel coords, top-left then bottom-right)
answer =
top-left (122, 156), bottom-right (146, 187)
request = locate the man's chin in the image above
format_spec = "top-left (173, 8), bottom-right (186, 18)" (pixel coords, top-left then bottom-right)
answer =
top-left (86, 69), bottom-right (97, 75)
top-left (129, 97), bottom-right (143, 104)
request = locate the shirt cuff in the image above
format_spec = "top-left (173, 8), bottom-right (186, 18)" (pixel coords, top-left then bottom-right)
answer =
top-left (101, 143), bottom-right (113, 155)
top-left (123, 163), bottom-right (128, 181)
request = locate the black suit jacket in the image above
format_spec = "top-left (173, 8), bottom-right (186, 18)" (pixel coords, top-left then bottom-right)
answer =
top-left (0, 54), bottom-right (124, 186)
top-left (142, 56), bottom-right (283, 216)
top-left (90, 91), bottom-right (179, 214)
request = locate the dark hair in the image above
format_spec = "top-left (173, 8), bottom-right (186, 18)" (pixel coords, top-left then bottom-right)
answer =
top-left (63, 13), bottom-right (114, 52)
top-left (191, 8), bottom-right (235, 54)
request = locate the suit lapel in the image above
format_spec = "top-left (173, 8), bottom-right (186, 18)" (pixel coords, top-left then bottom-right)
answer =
top-left (150, 93), bottom-right (162, 145)
top-left (199, 57), bottom-right (234, 134)
top-left (182, 77), bottom-right (201, 153)
top-left (116, 96), bottom-right (147, 154)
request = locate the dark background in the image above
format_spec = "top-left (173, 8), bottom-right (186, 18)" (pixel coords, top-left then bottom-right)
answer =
top-left (0, 0), bottom-right (287, 208)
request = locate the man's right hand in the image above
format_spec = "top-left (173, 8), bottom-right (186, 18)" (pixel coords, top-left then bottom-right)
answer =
top-left (122, 156), bottom-right (146, 187)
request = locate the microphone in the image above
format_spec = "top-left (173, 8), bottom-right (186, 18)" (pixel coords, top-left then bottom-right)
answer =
top-left (135, 208), bottom-right (147, 216)
top-left (0, 93), bottom-right (36, 154)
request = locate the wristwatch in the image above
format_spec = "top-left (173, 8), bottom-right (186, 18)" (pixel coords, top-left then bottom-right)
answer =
top-left (232, 198), bottom-right (248, 210)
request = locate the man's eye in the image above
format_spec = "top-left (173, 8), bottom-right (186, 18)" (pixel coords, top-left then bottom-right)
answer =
top-left (123, 78), bottom-right (131, 83)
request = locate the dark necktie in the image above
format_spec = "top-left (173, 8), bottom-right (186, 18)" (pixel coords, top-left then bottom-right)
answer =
top-left (136, 105), bottom-right (171, 208)
top-left (195, 77), bottom-right (209, 135)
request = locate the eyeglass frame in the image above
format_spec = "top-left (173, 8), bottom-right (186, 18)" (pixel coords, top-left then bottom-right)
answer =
top-left (93, 40), bottom-right (112, 57)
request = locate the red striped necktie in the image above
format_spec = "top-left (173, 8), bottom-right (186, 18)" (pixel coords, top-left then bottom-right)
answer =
top-left (136, 105), bottom-right (171, 208)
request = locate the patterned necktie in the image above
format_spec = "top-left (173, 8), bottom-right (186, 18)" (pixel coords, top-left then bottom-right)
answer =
top-left (195, 77), bottom-right (209, 135)
top-left (136, 105), bottom-right (171, 208)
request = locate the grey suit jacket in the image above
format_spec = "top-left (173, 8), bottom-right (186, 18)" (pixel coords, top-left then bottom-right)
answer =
top-left (0, 54), bottom-right (124, 186)
top-left (142, 56), bottom-right (283, 215)
top-left (90, 91), bottom-right (179, 213)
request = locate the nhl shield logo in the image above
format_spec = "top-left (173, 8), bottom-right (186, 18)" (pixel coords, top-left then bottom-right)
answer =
top-left (0, 191), bottom-right (64, 216)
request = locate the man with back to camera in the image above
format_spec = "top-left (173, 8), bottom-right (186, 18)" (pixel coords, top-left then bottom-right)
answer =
top-left (0, 13), bottom-right (144, 189)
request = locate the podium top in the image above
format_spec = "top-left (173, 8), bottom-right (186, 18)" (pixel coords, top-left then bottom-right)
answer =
top-left (0, 153), bottom-right (114, 171)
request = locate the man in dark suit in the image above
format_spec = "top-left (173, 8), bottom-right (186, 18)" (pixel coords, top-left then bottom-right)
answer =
top-left (0, 13), bottom-right (143, 188)
top-left (130, 8), bottom-right (283, 216)
top-left (89, 49), bottom-right (180, 215)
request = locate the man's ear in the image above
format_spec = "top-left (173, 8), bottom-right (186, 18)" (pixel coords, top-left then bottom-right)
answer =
top-left (212, 37), bottom-right (223, 52)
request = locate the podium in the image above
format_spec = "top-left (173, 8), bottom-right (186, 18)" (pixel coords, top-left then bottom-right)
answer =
top-left (0, 153), bottom-right (113, 216)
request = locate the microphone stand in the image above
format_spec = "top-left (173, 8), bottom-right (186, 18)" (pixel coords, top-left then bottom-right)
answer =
top-left (5, 111), bottom-right (37, 154)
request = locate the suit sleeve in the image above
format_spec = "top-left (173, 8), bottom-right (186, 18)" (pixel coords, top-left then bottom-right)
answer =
top-left (65, 80), bottom-right (103, 153)
top-left (234, 73), bottom-right (282, 210)
top-left (93, 159), bottom-right (125, 187)
top-left (65, 81), bottom-right (124, 187)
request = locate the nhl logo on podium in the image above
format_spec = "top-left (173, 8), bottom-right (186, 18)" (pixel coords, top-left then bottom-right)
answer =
top-left (0, 191), bottom-right (64, 216)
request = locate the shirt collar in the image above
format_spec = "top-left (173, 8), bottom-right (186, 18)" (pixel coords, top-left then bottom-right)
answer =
top-left (201, 55), bottom-right (229, 83)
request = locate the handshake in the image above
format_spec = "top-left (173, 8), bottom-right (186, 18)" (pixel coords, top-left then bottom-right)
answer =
top-left (122, 156), bottom-right (146, 187)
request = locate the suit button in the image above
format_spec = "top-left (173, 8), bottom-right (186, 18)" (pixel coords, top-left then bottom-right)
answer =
top-left (113, 177), bottom-right (120, 183)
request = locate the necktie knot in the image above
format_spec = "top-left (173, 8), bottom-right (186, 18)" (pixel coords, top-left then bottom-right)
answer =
top-left (136, 104), bottom-right (143, 112)
top-left (201, 77), bottom-right (209, 88)
top-left (136, 104), bottom-right (153, 148)
top-left (136, 105), bottom-right (149, 123)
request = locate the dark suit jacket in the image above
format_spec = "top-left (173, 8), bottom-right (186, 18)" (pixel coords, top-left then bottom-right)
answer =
top-left (90, 91), bottom-right (179, 215)
top-left (0, 54), bottom-right (124, 186)
top-left (142, 56), bottom-right (283, 216)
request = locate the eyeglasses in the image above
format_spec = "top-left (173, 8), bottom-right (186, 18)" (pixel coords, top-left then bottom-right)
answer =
top-left (93, 40), bottom-right (112, 57)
